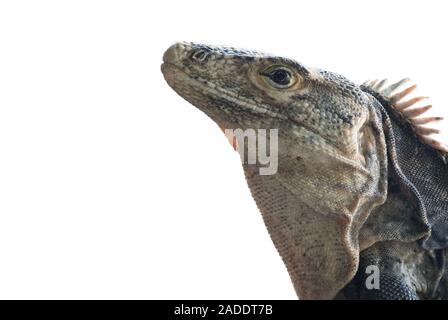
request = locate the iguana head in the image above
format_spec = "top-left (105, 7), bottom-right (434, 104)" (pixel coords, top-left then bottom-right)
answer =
top-left (162, 42), bottom-right (390, 299)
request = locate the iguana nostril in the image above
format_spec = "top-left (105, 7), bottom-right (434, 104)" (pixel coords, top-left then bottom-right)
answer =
top-left (191, 50), bottom-right (209, 62)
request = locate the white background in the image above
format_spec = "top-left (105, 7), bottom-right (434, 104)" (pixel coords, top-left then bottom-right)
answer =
top-left (0, 0), bottom-right (447, 299)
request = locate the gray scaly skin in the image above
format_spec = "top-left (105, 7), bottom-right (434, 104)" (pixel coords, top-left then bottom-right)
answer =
top-left (161, 42), bottom-right (448, 300)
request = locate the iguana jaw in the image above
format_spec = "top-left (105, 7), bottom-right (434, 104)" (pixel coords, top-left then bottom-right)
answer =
top-left (161, 42), bottom-right (292, 132)
top-left (161, 62), bottom-right (285, 122)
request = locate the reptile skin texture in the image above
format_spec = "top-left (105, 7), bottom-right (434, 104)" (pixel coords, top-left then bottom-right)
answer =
top-left (162, 42), bottom-right (448, 299)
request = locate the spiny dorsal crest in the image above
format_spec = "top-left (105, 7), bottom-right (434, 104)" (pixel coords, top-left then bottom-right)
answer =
top-left (362, 78), bottom-right (448, 155)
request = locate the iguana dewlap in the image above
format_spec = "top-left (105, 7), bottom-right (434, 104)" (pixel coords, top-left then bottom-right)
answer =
top-left (161, 42), bottom-right (448, 300)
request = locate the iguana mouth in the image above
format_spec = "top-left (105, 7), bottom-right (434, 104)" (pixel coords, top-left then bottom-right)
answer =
top-left (161, 62), bottom-right (286, 120)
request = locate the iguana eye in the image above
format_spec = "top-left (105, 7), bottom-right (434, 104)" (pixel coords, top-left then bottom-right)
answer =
top-left (270, 69), bottom-right (291, 85)
top-left (261, 66), bottom-right (296, 89)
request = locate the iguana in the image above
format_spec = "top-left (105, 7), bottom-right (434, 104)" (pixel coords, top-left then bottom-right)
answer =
top-left (161, 42), bottom-right (448, 300)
